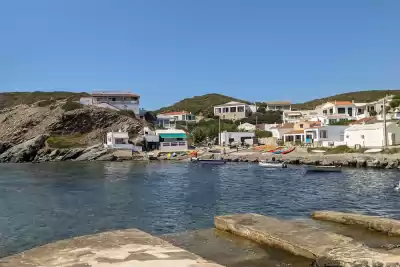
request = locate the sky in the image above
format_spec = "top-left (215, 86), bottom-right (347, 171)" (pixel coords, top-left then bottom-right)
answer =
top-left (0, 0), bottom-right (399, 110)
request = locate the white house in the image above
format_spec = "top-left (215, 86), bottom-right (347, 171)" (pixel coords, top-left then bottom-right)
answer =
top-left (214, 101), bottom-right (252, 120)
top-left (80, 91), bottom-right (140, 114)
top-left (269, 123), bottom-right (295, 139)
top-left (265, 101), bottom-right (292, 111)
top-left (238, 122), bottom-right (256, 132)
top-left (104, 131), bottom-right (135, 150)
top-left (344, 122), bottom-right (400, 148)
top-left (156, 111), bottom-right (196, 129)
top-left (220, 131), bottom-right (255, 146)
top-left (303, 125), bottom-right (348, 147)
top-left (155, 129), bottom-right (188, 152)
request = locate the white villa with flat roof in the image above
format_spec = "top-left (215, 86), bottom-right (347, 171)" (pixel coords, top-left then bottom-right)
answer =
top-left (214, 101), bottom-right (252, 120)
top-left (80, 91), bottom-right (140, 114)
top-left (265, 101), bottom-right (292, 111)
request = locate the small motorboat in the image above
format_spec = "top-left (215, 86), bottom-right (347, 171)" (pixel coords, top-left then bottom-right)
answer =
top-left (306, 165), bottom-right (342, 173)
top-left (197, 159), bottom-right (226, 165)
top-left (259, 161), bottom-right (288, 168)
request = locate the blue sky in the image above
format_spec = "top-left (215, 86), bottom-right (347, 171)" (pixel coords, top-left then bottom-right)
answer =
top-left (1, 0), bottom-right (399, 110)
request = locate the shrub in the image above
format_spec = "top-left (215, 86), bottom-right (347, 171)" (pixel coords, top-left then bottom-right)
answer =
top-left (62, 101), bottom-right (82, 111)
top-left (117, 110), bottom-right (136, 118)
top-left (255, 130), bottom-right (272, 138)
top-left (37, 99), bottom-right (55, 107)
top-left (47, 134), bottom-right (87, 148)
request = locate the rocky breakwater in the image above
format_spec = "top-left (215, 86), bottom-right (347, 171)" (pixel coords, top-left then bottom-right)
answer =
top-left (220, 151), bottom-right (400, 169)
top-left (0, 100), bottom-right (145, 163)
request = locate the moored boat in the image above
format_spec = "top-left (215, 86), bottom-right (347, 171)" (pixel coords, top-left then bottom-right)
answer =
top-left (259, 161), bottom-right (287, 168)
top-left (197, 159), bottom-right (226, 165)
top-left (306, 165), bottom-right (342, 172)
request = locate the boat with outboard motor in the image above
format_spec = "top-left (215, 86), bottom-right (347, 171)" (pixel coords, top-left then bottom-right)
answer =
top-left (259, 161), bottom-right (288, 168)
top-left (306, 165), bottom-right (342, 172)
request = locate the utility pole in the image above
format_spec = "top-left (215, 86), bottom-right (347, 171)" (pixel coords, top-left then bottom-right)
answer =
top-left (383, 96), bottom-right (388, 148)
top-left (218, 116), bottom-right (222, 147)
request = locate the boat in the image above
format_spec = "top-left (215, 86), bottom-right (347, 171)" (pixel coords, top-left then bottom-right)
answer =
top-left (306, 165), bottom-right (342, 172)
top-left (364, 148), bottom-right (383, 154)
top-left (197, 159), bottom-right (226, 165)
top-left (281, 147), bottom-right (296, 154)
top-left (267, 146), bottom-right (284, 152)
top-left (259, 161), bottom-right (287, 168)
top-left (272, 147), bottom-right (295, 155)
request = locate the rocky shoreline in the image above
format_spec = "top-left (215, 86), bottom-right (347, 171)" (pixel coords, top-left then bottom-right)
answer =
top-left (1, 134), bottom-right (399, 170)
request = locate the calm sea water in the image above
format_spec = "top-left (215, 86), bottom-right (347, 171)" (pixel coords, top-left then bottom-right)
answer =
top-left (1, 161), bottom-right (400, 258)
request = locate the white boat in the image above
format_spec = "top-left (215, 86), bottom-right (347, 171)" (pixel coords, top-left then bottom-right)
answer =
top-left (306, 165), bottom-right (342, 172)
top-left (311, 149), bottom-right (327, 153)
top-left (364, 148), bottom-right (383, 154)
top-left (259, 162), bottom-right (288, 168)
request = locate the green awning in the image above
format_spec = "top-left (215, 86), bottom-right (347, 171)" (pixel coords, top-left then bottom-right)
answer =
top-left (159, 133), bottom-right (187, 139)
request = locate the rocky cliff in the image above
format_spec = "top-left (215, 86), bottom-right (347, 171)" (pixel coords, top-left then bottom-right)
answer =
top-left (0, 100), bottom-right (145, 163)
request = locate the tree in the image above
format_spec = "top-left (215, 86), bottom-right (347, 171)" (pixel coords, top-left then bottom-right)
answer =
top-left (191, 128), bottom-right (207, 144)
top-left (257, 107), bottom-right (266, 113)
top-left (369, 110), bottom-right (377, 116)
top-left (255, 130), bottom-right (272, 138)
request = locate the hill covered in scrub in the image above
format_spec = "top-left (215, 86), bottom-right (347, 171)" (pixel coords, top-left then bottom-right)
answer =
top-left (0, 91), bottom-right (89, 110)
top-left (292, 90), bottom-right (400, 110)
top-left (156, 93), bottom-right (250, 117)
top-left (0, 99), bottom-right (144, 146)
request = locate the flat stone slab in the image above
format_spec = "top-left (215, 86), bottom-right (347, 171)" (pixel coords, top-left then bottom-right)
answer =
top-left (0, 228), bottom-right (223, 267)
top-left (313, 210), bottom-right (400, 236)
top-left (215, 213), bottom-right (400, 267)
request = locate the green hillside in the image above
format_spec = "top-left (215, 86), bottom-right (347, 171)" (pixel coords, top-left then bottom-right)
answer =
top-left (292, 90), bottom-right (400, 110)
top-left (0, 91), bottom-right (89, 110)
top-left (156, 93), bottom-right (250, 117)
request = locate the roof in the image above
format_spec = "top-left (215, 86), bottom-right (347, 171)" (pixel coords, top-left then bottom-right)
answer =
top-left (350, 116), bottom-right (378, 125)
top-left (327, 101), bottom-right (353, 105)
top-left (160, 111), bottom-right (190, 115)
top-left (238, 122), bottom-right (255, 127)
top-left (265, 101), bottom-right (292, 105)
top-left (215, 101), bottom-right (247, 107)
top-left (91, 91), bottom-right (140, 97)
top-left (159, 133), bottom-right (187, 139)
top-left (278, 123), bottom-right (294, 129)
top-left (345, 123), bottom-right (385, 131)
top-left (156, 129), bottom-right (186, 134)
top-left (284, 130), bottom-right (304, 135)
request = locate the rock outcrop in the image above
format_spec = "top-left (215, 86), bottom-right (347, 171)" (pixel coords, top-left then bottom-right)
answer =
top-left (0, 134), bottom-right (48, 163)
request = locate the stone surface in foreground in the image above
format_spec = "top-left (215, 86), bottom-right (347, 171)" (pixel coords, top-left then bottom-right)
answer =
top-left (215, 213), bottom-right (400, 267)
top-left (0, 229), bottom-right (223, 267)
top-left (313, 210), bottom-right (400, 236)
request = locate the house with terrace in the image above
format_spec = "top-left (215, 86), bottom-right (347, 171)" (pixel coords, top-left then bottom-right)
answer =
top-left (80, 91), bottom-right (140, 114)
top-left (155, 129), bottom-right (188, 152)
top-left (156, 111), bottom-right (196, 129)
top-left (214, 101), bottom-right (252, 120)
top-left (265, 101), bottom-right (292, 111)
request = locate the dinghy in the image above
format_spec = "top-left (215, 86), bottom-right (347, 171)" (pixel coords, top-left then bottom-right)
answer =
top-left (306, 165), bottom-right (342, 173)
top-left (364, 148), bottom-right (383, 154)
top-left (259, 162), bottom-right (287, 168)
top-left (197, 159), bottom-right (226, 165)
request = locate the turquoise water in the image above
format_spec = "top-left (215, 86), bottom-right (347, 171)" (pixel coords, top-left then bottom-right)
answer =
top-left (0, 161), bottom-right (399, 258)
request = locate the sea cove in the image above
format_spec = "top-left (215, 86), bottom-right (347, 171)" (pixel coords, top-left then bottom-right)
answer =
top-left (1, 161), bottom-right (400, 260)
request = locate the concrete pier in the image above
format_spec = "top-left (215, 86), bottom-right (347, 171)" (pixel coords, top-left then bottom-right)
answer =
top-left (312, 210), bottom-right (400, 236)
top-left (215, 213), bottom-right (400, 266)
top-left (0, 228), bottom-right (224, 267)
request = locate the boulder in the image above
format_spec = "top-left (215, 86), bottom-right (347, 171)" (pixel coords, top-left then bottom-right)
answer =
top-left (96, 153), bottom-right (116, 161)
top-left (0, 134), bottom-right (48, 163)
top-left (60, 148), bottom-right (85, 161)
top-left (75, 148), bottom-right (108, 161)
top-left (356, 158), bottom-right (366, 168)
top-left (0, 142), bottom-right (12, 154)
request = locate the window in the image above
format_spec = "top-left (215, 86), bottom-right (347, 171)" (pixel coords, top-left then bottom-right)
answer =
top-left (238, 106), bottom-right (245, 112)
top-left (338, 108), bottom-right (346, 114)
top-left (299, 124), bottom-right (304, 128)
top-left (223, 107), bottom-right (229, 113)
top-left (329, 119), bottom-right (336, 124)
top-left (361, 135), bottom-right (364, 139)
top-left (358, 108), bottom-right (363, 114)
top-left (230, 106), bottom-right (237, 112)
top-left (215, 108), bottom-right (221, 114)
top-left (112, 98), bottom-right (116, 101)
top-left (348, 107), bottom-right (353, 116)
top-left (323, 110), bottom-right (327, 115)
top-left (320, 130), bottom-right (327, 138)
top-left (329, 108), bottom-right (333, 114)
